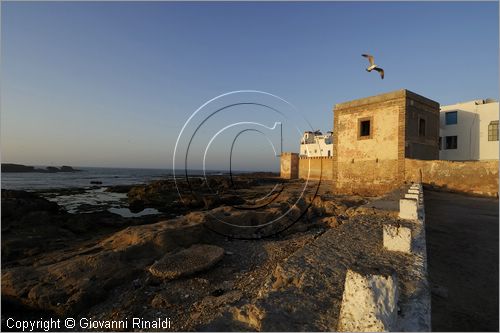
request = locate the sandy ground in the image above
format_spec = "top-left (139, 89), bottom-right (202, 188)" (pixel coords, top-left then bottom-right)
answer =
top-left (424, 190), bottom-right (499, 332)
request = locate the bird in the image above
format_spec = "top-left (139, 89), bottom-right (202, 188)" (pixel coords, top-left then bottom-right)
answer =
top-left (362, 54), bottom-right (384, 79)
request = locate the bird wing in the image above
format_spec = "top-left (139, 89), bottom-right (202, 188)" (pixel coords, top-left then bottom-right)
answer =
top-left (362, 54), bottom-right (374, 66)
top-left (373, 67), bottom-right (384, 79)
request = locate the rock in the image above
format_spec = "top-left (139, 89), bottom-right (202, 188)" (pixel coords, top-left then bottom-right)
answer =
top-left (2, 251), bottom-right (134, 316)
top-left (1, 164), bottom-right (80, 173)
top-left (151, 294), bottom-right (172, 309)
top-left (1, 190), bottom-right (60, 220)
top-left (319, 216), bottom-right (340, 228)
top-left (1, 163), bottom-right (35, 173)
top-left (59, 166), bottom-right (78, 172)
top-left (99, 216), bottom-right (207, 256)
top-left (2, 216), bottom-right (209, 316)
top-left (46, 166), bottom-right (60, 173)
top-left (148, 244), bottom-right (224, 280)
top-left (90, 181), bottom-right (102, 185)
top-left (231, 304), bottom-right (265, 331)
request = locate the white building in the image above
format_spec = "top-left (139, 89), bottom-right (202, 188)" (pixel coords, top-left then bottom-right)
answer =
top-left (300, 130), bottom-right (333, 157)
top-left (439, 99), bottom-right (499, 161)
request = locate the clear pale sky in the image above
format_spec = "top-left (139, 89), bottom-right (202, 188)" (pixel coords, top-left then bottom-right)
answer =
top-left (1, 1), bottom-right (498, 170)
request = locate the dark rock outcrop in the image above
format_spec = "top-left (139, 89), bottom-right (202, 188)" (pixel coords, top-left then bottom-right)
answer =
top-left (2, 216), bottom-right (210, 316)
top-left (1, 163), bottom-right (81, 173)
top-left (1, 163), bottom-right (36, 173)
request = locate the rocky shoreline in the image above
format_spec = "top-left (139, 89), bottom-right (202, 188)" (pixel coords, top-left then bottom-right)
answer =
top-left (2, 175), bottom-right (413, 331)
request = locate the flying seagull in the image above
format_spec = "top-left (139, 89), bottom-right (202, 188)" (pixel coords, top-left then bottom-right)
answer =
top-left (362, 54), bottom-right (384, 79)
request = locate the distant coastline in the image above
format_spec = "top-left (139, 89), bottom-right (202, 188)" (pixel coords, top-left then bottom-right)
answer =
top-left (1, 163), bottom-right (81, 173)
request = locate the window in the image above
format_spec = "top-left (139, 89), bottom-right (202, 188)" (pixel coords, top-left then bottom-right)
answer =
top-left (445, 136), bottom-right (457, 150)
top-left (445, 111), bottom-right (458, 125)
top-left (488, 121), bottom-right (499, 141)
top-left (360, 121), bottom-right (370, 136)
top-left (418, 118), bottom-right (426, 137)
top-left (439, 137), bottom-right (442, 150)
top-left (358, 117), bottom-right (372, 139)
top-left (328, 150), bottom-right (331, 157)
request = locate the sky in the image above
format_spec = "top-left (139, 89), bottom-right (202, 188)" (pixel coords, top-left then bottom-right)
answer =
top-left (1, 1), bottom-right (498, 171)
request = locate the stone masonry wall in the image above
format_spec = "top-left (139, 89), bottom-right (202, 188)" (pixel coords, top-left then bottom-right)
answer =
top-left (332, 91), bottom-right (405, 195)
top-left (298, 156), bottom-right (333, 180)
top-left (404, 158), bottom-right (499, 197)
top-left (280, 153), bottom-right (299, 179)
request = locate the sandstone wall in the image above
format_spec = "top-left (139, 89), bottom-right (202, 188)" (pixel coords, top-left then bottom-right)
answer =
top-left (331, 90), bottom-right (440, 196)
top-left (404, 158), bottom-right (499, 197)
top-left (280, 153), bottom-right (299, 179)
top-left (332, 91), bottom-right (404, 195)
top-left (334, 159), bottom-right (400, 196)
top-left (298, 156), bottom-right (333, 180)
top-left (404, 93), bottom-right (440, 160)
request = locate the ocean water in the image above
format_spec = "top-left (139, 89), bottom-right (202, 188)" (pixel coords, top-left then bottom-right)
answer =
top-left (1, 167), bottom-right (173, 190)
top-left (1, 167), bottom-right (227, 217)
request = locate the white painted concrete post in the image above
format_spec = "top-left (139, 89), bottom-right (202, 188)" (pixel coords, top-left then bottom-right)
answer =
top-left (399, 198), bottom-right (419, 220)
top-left (405, 193), bottom-right (420, 201)
top-left (383, 224), bottom-right (412, 253)
top-left (338, 270), bottom-right (399, 332)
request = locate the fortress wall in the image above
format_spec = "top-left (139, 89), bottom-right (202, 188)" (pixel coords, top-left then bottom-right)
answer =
top-left (298, 156), bottom-right (333, 180)
top-left (280, 153), bottom-right (299, 179)
top-left (404, 158), bottom-right (499, 197)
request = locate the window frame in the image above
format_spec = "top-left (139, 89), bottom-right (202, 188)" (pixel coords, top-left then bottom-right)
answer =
top-left (418, 117), bottom-right (426, 137)
top-left (445, 111), bottom-right (458, 125)
top-left (488, 120), bottom-right (499, 141)
top-left (445, 135), bottom-right (458, 150)
top-left (357, 116), bottom-right (373, 140)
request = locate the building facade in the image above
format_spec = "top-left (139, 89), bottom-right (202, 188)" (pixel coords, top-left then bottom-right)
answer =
top-left (439, 99), bottom-right (499, 161)
top-left (281, 89), bottom-right (499, 197)
top-left (332, 89), bottom-right (440, 195)
top-left (300, 131), bottom-right (333, 157)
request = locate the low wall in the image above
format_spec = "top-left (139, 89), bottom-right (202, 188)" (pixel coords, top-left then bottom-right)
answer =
top-left (298, 156), bottom-right (333, 180)
top-left (404, 158), bottom-right (499, 197)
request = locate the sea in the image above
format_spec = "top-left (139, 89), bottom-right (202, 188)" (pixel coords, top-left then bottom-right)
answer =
top-left (1, 167), bottom-right (227, 217)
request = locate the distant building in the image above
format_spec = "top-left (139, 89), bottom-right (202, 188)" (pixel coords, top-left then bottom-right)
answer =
top-left (300, 130), bottom-right (333, 157)
top-left (439, 99), bottom-right (499, 161)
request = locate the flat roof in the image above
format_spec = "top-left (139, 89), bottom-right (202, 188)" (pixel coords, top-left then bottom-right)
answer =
top-left (334, 89), bottom-right (439, 111)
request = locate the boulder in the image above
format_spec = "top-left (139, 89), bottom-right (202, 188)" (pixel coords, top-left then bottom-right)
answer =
top-left (148, 244), bottom-right (224, 280)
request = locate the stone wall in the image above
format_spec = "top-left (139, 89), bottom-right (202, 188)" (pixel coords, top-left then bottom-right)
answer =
top-left (404, 91), bottom-right (440, 160)
top-left (298, 156), bottom-right (333, 180)
top-left (332, 90), bottom-right (405, 195)
top-left (331, 90), bottom-right (440, 196)
top-left (404, 158), bottom-right (499, 197)
top-left (280, 153), bottom-right (299, 179)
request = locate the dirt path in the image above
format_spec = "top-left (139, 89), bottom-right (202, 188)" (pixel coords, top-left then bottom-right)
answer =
top-left (424, 190), bottom-right (499, 331)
